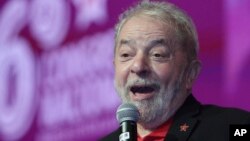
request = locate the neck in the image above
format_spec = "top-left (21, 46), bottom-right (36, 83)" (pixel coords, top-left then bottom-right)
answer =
top-left (136, 108), bottom-right (174, 137)
top-left (137, 123), bottom-right (154, 138)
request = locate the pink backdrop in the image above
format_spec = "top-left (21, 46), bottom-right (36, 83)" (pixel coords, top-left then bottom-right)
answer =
top-left (0, 0), bottom-right (249, 140)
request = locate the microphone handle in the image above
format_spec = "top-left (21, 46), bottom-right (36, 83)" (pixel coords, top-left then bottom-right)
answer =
top-left (119, 121), bottom-right (137, 141)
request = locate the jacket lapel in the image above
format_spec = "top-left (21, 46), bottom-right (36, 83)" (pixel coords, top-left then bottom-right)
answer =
top-left (165, 95), bottom-right (201, 141)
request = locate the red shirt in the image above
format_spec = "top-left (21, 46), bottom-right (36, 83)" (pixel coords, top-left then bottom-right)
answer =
top-left (137, 118), bottom-right (173, 141)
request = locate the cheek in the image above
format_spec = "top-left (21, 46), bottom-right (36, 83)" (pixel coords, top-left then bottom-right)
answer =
top-left (114, 62), bottom-right (130, 86)
top-left (152, 63), bottom-right (173, 84)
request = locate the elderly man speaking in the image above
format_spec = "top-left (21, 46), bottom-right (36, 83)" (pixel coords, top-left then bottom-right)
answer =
top-left (101, 1), bottom-right (250, 141)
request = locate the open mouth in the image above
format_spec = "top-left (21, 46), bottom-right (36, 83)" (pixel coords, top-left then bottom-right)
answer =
top-left (130, 84), bottom-right (157, 94)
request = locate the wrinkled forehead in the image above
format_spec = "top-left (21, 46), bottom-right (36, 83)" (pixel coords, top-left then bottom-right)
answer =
top-left (117, 15), bottom-right (179, 49)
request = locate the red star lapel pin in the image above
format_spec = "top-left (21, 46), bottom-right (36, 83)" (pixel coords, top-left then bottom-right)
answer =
top-left (180, 123), bottom-right (189, 132)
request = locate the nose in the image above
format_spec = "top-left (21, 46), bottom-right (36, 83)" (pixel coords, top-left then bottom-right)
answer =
top-left (130, 52), bottom-right (150, 76)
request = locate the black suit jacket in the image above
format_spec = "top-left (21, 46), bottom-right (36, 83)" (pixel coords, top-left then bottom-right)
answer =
top-left (100, 95), bottom-right (250, 141)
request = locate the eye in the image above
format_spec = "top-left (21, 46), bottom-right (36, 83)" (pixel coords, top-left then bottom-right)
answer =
top-left (150, 51), bottom-right (172, 61)
top-left (153, 53), bottom-right (163, 58)
top-left (121, 53), bottom-right (130, 58)
top-left (151, 52), bottom-right (165, 58)
top-left (117, 51), bottom-right (134, 62)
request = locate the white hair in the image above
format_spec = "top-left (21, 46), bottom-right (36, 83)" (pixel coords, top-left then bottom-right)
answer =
top-left (114, 0), bottom-right (199, 62)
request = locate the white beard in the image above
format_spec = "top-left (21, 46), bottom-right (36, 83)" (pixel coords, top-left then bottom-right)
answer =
top-left (115, 70), bottom-right (186, 129)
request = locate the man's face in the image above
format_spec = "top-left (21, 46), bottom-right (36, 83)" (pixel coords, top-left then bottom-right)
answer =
top-left (114, 15), bottom-right (189, 128)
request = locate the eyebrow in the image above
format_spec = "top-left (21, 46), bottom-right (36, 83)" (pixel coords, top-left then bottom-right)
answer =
top-left (118, 38), bottom-right (172, 51)
top-left (119, 39), bottom-right (135, 47)
top-left (147, 39), bottom-right (167, 48)
top-left (119, 39), bottom-right (166, 46)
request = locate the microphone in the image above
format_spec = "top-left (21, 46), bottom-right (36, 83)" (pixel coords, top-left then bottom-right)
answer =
top-left (116, 103), bottom-right (139, 141)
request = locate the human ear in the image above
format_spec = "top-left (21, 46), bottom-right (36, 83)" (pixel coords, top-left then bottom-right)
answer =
top-left (185, 60), bottom-right (201, 89)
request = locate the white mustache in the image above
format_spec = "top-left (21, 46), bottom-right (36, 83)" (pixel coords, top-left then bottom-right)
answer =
top-left (125, 78), bottom-right (161, 90)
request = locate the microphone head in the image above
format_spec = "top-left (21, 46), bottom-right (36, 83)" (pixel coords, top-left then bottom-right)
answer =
top-left (116, 103), bottom-right (139, 123)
